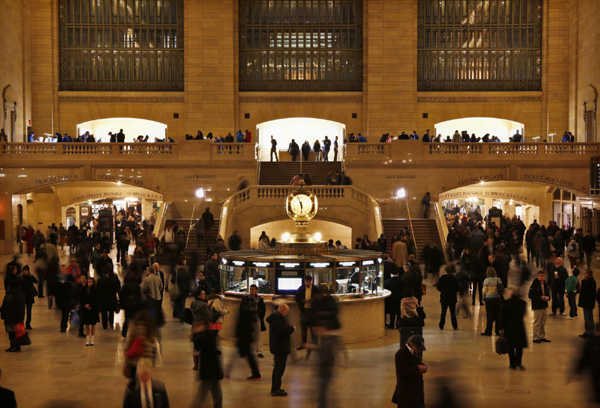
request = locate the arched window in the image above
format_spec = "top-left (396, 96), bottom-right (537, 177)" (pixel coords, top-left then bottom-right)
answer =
top-left (58, 0), bottom-right (184, 91)
top-left (418, 0), bottom-right (542, 91)
top-left (239, 0), bottom-right (363, 92)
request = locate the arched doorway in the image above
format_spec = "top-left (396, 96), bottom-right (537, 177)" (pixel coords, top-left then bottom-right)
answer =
top-left (435, 117), bottom-right (525, 142)
top-left (76, 118), bottom-right (167, 143)
top-left (256, 117), bottom-right (346, 161)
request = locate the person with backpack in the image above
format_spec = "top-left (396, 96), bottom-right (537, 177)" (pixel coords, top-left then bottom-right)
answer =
top-left (481, 267), bottom-right (503, 336)
top-left (567, 238), bottom-right (580, 268)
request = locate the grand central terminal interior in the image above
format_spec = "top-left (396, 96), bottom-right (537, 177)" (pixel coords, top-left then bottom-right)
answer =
top-left (1, 0), bottom-right (600, 407)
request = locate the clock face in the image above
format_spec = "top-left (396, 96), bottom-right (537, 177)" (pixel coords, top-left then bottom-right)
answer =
top-left (290, 194), bottom-right (313, 216)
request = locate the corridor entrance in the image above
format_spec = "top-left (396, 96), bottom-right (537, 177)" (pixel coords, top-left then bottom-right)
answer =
top-left (435, 117), bottom-right (525, 142)
top-left (76, 118), bottom-right (167, 143)
top-left (256, 117), bottom-right (345, 162)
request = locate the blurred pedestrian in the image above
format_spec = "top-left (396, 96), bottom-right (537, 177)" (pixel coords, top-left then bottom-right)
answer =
top-left (481, 267), bottom-right (503, 336)
top-left (123, 358), bottom-right (169, 408)
top-left (266, 303), bottom-right (295, 397)
top-left (579, 269), bottom-right (596, 338)
top-left (20, 265), bottom-right (38, 330)
top-left (97, 268), bottom-right (121, 330)
top-left (0, 369), bottom-right (17, 408)
top-left (208, 286), bottom-right (230, 351)
top-left (500, 286), bottom-right (527, 370)
top-left (1, 280), bottom-right (26, 352)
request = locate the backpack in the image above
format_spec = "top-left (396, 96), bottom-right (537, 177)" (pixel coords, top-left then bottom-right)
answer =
top-left (569, 241), bottom-right (577, 253)
top-left (496, 278), bottom-right (505, 296)
top-left (37, 244), bottom-right (48, 261)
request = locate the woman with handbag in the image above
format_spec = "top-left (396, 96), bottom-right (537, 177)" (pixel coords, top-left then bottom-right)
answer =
top-left (481, 267), bottom-right (504, 336)
top-left (20, 265), bottom-right (38, 330)
top-left (500, 286), bottom-right (528, 370)
top-left (0, 280), bottom-right (26, 352)
top-left (124, 310), bottom-right (159, 381)
top-left (81, 277), bottom-right (100, 346)
top-left (208, 286), bottom-right (230, 352)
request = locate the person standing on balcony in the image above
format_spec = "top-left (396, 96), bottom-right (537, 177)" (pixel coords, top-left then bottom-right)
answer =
top-left (236, 130), bottom-right (245, 143)
top-left (322, 136), bottom-right (331, 162)
top-left (289, 139), bottom-right (300, 161)
top-left (333, 136), bottom-right (339, 161)
top-left (421, 193), bottom-right (431, 219)
top-left (245, 129), bottom-right (252, 143)
top-left (270, 135), bottom-right (278, 162)
top-left (422, 129), bottom-right (431, 142)
top-left (313, 139), bottom-right (322, 161)
top-left (301, 140), bottom-right (310, 161)
top-left (116, 129), bottom-right (125, 143)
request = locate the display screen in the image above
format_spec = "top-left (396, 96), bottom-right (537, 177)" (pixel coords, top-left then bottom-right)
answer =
top-left (278, 277), bottom-right (302, 291)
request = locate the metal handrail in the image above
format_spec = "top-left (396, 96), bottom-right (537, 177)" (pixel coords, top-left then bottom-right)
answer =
top-left (404, 200), bottom-right (418, 256)
top-left (432, 201), bottom-right (450, 264)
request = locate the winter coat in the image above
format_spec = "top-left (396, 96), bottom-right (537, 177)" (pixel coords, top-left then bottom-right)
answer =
top-left (579, 277), bottom-right (597, 310)
top-left (501, 295), bottom-right (528, 349)
top-left (266, 310), bottom-right (294, 355)
top-left (0, 287), bottom-right (26, 325)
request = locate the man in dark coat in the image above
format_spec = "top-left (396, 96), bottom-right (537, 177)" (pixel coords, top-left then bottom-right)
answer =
top-left (0, 369), bottom-right (17, 408)
top-left (574, 325), bottom-right (600, 405)
top-left (301, 140), bottom-right (311, 161)
top-left (0, 280), bottom-right (26, 352)
top-left (394, 335), bottom-right (427, 408)
top-left (579, 269), bottom-right (597, 338)
top-left (96, 250), bottom-right (114, 276)
top-left (501, 287), bottom-right (528, 369)
top-left (228, 231), bottom-right (242, 251)
top-left (582, 231), bottom-right (596, 268)
top-left (170, 263), bottom-right (190, 322)
top-left (240, 284), bottom-right (266, 359)
top-left (384, 272), bottom-right (401, 329)
top-left (550, 257), bottom-right (568, 316)
top-left (295, 275), bottom-right (319, 350)
top-left (289, 139), bottom-right (300, 161)
top-left (202, 208), bottom-right (215, 242)
top-left (437, 265), bottom-right (459, 330)
top-left (528, 270), bottom-right (551, 343)
top-left (266, 303), bottom-right (295, 397)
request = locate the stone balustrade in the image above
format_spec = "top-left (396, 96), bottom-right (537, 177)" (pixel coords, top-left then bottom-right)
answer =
top-left (345, 142), bottom-right (600, 163)
top-left (0, 141), bottom-right (256, 164)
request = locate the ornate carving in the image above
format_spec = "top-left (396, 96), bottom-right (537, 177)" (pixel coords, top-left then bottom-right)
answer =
top-left (239, 96), bottom-right (362, 104)
top-left (58, 96), bottom-right (184, 103)
top-left (417, 96), bottom-right (542, 103)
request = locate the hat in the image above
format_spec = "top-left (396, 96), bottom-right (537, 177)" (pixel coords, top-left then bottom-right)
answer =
top-left (408, 335), bottom-right (426, 351)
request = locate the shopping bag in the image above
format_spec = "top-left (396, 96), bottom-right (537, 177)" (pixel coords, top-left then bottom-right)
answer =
top-left (15, 323), bottom-right (26, 339)
top-left (14, 332), bottom-right (31, 346)
top-left (126, 336), bottom-right (145, 359)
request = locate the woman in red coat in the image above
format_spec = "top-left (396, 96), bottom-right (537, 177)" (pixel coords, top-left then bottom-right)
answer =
top-left (24, 226), bottom-right (34, 256)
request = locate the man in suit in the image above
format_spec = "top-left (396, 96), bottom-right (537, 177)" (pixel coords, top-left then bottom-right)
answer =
top-left (123, 358), bottom-right (170, 408)
top-left (437, 265), bottom-right (459, 330)
top-left (394, 335), bottom-right (427, 408)
top-left (528, 270), bottom-right (552, 344)
top-left (295, 275), bottom-right (319, 352)
top-left (501, 287), bottom-right (528, 370)
top-left (549, 257), bottom-right (568, 316)
top-left (116, 129), bottom-right (126, 143)
top-left (0, 369), bottom-right (17, 408)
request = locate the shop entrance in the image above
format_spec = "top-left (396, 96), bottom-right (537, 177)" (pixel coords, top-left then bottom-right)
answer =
top-left (76, 118), bottom-right (168, 143)
top-left (256, 117), bottom-right (346, 162)
top-left (435, 117), bottom-right (525, 142)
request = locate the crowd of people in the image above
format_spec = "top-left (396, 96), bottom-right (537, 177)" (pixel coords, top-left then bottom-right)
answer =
top-left (376, 129), bottom-right (579, 143)
top-left (288, 170), bottom-right (353, 186)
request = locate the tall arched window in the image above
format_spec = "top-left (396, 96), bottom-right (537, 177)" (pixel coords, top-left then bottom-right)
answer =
top-left (417, 0), bottom-right (542, 92)
top-left (58, 0), bottom-right (184, 91)
top-left (239, 0), bottom-right (363, 92)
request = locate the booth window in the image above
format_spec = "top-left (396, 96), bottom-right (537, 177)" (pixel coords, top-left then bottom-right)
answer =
top-left (239, 0), bottom-right (364, 92)
top-left (417, 0), bottom-right (542, 92)
top-left (58, 0), bottom-right (184, 91)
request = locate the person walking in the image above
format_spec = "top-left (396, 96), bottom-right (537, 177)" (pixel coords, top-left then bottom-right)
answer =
top-left (123, 358), bottom-right (170, 408)
top-left (191, 315), bottom-right (224, 408)
top-left (208, 286), bottom-right (230, 348)
top-left (0, 280), bottom-right (26, 352)
top-left (121, 271), bottom-right (143, 338)
top-left (579, 269), bottom-right (597, 338)
top-left (582, 231), bottom-right (595, 268)
top-left (170, 261), bottom-right (190, 322)
top-left (194, 218), bottom-right (205, 248)
top-left (394, 335), bottom-right (427, 408)
top-left (384, 271), bottom-right (401, 329)
top-left (202, 208), bottom-right (215, 243)
top-left (481, 267), bottom-right (503, 336)
top-left (81, 277), bottom-right (100, 346)
top-left (421, 193), bottom-right (431, 219)
top-left (528, 270), bottom-right (551, 343)
top-left (97, 269), bottom-right (121, 330)
top-left (501, 286), bottom-right (528, 370)
top-left (565, 267), bottom-right (580, 319)
top-left (240, 284), bottom-right (266, 358)
top-left (266, 303), bottom-right (295, 397)
top-left (20, 265), bottom-right (38, 330)
top-left (437, 265), bottom-right (459, 330)
top-left (124, 310), bottom-right (159, 381)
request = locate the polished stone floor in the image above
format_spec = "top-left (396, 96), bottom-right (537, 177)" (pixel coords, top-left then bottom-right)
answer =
top-left (0, 247), bottom-right (597, 408)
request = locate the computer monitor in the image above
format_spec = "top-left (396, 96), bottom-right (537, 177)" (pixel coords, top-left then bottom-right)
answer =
top-left (277, 277), bottom-right (302, 292)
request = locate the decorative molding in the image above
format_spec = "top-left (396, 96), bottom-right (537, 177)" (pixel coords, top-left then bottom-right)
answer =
top-left (239, 96), bottom-right (363, 104)
top-left (417, 96), bottom-right (542, 103)
top-left (58, 96), bottom-right (184, 103)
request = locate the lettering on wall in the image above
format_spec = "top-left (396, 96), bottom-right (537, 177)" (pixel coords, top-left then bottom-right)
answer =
top-left (385, 175), bottom-right (418, 179)
top-left (438, 190), bottom-right (530, 202)
top-left (522, 174), bottom-right (575, 188)
top-left (72, 191), bottom-right (163, 203)
top-left (34, 174), bottom-right (79, 186)
top-left (457, 173), bottom-right (504, 186)
top-left (185, 175), bottom-right (217, 179)
top-left (97, 174), bottom-right (143, 186)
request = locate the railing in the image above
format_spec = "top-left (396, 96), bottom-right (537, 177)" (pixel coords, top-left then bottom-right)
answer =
top-left (153, 202), bottom-right (170, 239)
top-left (433, 201), bottom-right (450, 264)
top-left (344, 142), bottom-right (600, 161)
top-left (233, 185), bottom-right (370, 206)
